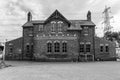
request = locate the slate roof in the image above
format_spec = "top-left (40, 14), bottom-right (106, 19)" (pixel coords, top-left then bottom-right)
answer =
top-left (31, 20), bottom-right (44, 24)
top-left (22, 22), bottom-right (34, 27)
top-left (22, 10), bottom-right (95, 30)
top-left (67, 24), bottom-right (82, 30)
top-left (22, 20), bottom-right (95, 31)
top-left (22, 20), bottom-right (95, 28)
top-left (6, 37), bottom-right (23, 43)
top-left (69, 20), bottom-right (95, 26)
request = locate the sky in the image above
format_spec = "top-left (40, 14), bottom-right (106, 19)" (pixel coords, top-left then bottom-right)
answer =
top-left (0, 0), bottom-right (120, 42)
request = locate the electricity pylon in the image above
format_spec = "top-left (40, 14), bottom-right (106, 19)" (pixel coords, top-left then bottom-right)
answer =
top-left (102, 6), bottom-right (113, 34)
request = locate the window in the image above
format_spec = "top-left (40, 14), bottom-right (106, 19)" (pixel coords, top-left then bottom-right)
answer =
top-left (86, 44), bottom-right (91, 52)
top-left (58, 21), bottom-right (63, 32)
top-left (84, 26), bottom-right (88, 29)
top-left (75, 23), bottom-right (80, 27)
top-left (10, 47), bottom-right (13, 53)
top-left (29, 28), bottom-right (33, 31)
top-left (84, 26), bottom-right (89, 36)
top-left (100, 45), bottom-right (104, 52)
top-left (26, 45), bottom-right (30, 53)
top-left (9, 43), bottom-right (13, 54)
top-left (54, 42), bottom-right (60, 52)
top-left (39, 25), bottom-right (43, 31)
top-left (51, 21), bottom-right (56, 32)
top-left (80, 44), bottom-right (84, 52)
top-left (47, 42), bottom-right (52, 52)
top-left (28, 28), bottom-right (33, 37)
top-left (29, 28), bottom-right (33, 33)
top-left (31, 44), bottom-right (33, 53)
top-left (105, 45), bottom-right (109, 52)
top-left (62, 42), bottom-right (67, 52)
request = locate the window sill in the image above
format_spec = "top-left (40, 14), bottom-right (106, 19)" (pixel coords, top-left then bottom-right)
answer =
top-left (58, 32), bottom-right (62, 34)
top-left (51, 32), bottom-right (55, 34)
top-left (47, 52), bottom-right (52, 54)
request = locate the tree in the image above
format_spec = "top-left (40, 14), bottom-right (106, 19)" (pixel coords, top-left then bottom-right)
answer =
top-left (104, 31), bottom-right (120, 42)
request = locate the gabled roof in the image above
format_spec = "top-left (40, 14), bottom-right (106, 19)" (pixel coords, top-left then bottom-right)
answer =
top-left (45, 10), bottom-right (71, 25)
top-left (22, 10), bottom-right (95, 28)
top-left (22, 20), bottom-right (95, 28)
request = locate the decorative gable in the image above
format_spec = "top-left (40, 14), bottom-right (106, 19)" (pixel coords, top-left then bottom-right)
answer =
top-left (45, 10), bottom-right (71, 26)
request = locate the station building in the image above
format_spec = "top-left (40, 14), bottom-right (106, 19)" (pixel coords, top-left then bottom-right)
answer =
top-left (5, 10), bottom-right (116, 61)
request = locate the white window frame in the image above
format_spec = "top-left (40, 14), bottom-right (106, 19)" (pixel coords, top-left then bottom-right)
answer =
top-left (86, 43), bottom-right (91, 52)
top-left (84, 26), bottom-right (89, 36)
top-left (51, 21), bottom-right (56, 32)
top-left (47, 41), bottom-right (52, 52)
top-left (54, 41), bottom-right (60, 52)
top-left (62, 41), bottom-right (67, 52)
top-left (58, 21), bottom-right (63, 33)
top-left (80, 43), bottom-right (84, 52)
top-left (39, 25), bottom-right (43, 31)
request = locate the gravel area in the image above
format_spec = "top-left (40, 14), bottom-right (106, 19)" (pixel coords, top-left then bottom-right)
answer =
top-left (0, 61), bottom-right (120, 80)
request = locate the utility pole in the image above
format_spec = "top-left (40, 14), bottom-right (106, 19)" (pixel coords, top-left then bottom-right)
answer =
top-left (102, 6), bottom-right (113, 35)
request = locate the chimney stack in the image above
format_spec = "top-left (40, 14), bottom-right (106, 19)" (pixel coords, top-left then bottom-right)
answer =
top-left (27, 12), bottom-right (32, 22)
top-left (87, 11), bottom-right (91, 21)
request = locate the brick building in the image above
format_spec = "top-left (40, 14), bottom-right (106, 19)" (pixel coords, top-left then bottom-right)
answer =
top-left (5, 10), bottom-right (116, 61)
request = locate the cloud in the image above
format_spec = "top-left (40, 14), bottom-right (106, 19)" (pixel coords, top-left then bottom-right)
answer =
top-left (111, 11), bottom-right (120, 32)
top-left (39, 0), bottom-right (88, 19)
top-left (0, 0), bottom-right (120, 41)
top-left (95, 21), bottom-right (104, 37)
top-left (87, 0), bottom-right (96, 4)
top-left (89, 0), bottom-right (120, 37)
top-left (0, 0), bottom-right (44, 41)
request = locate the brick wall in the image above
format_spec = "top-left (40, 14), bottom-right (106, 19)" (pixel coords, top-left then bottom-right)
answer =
top-left (95, 37), bottom-right (116, 61)
top-left (5, 37), bottom-right (22, 60)
top-left (22, 27), bottom-right (34, 60)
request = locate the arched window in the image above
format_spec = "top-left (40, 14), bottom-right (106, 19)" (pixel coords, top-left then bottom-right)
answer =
top-left (51, 21), bottom-right (56, 32)
top-left (62, 42), bottom-right (67, 52)
top-left (47, 42), bottom-right (52, 52)
top-left (58, 21), bottom-right (63, 32)
top-left (54, 42), bottom-right (60, 52)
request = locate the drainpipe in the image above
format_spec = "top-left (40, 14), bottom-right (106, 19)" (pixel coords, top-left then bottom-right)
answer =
top-left (93, 26), bottom-right (95, 61)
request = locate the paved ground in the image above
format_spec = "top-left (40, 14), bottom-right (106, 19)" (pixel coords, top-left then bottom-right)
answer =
top-left (0, 61), bottom-right (120, 80)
